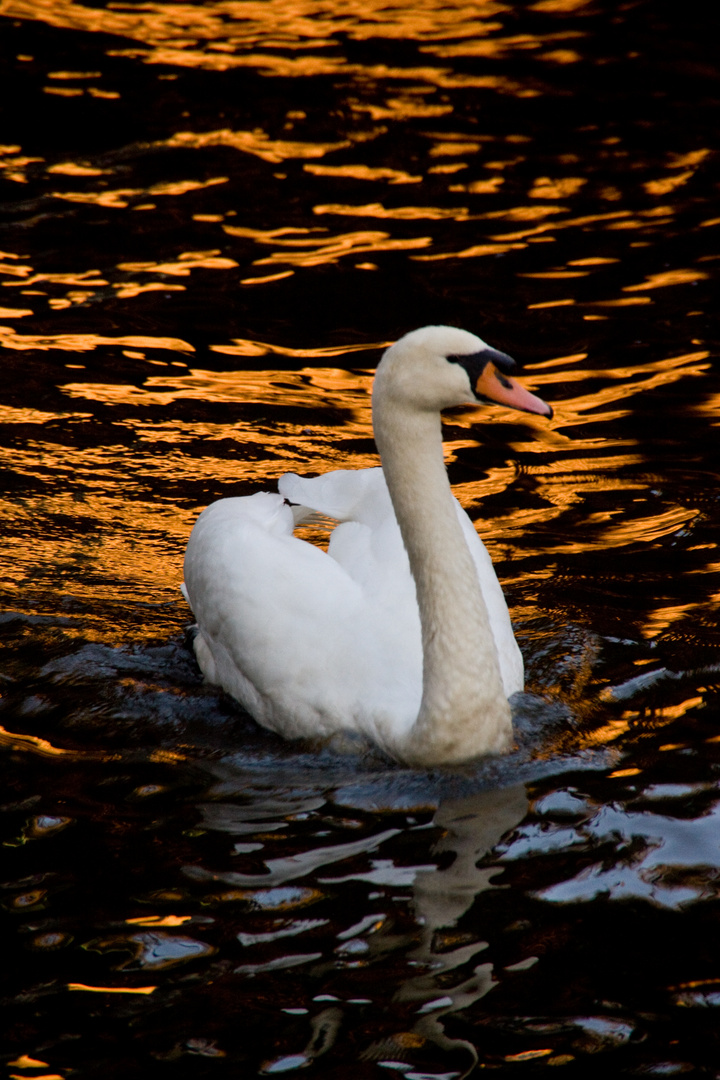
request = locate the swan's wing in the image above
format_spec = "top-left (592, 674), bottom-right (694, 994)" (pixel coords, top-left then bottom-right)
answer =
top-left (281, 471), bottom-right (422, 711)
top-left (281, 466), bottom-right (414, 596)
top-left (279, 467), bottom-right (392, 528)
top-left (182, 491), bottom-right (421, 741)
top-left (183, 491), bottom-right (360, 681)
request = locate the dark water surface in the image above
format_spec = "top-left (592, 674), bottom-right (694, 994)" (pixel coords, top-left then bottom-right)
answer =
top-left (2, 0), bottom-right (720, 1075)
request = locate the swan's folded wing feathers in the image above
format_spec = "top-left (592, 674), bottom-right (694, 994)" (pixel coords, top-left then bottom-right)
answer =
top-left (279, 467), bottom-right (391, 528)
top-left (288, 502), bottom-right (315, 526)
top-left (183, 489), bottom-right (423, 742)
top-left (185, 493), bottom-right (365, 676)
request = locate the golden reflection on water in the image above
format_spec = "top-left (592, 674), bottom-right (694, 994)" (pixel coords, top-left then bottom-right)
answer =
top-left (528, 351), bottom-right (710, 431)
top-left (1, 0), bottom-right (516, 72)
top-left (223, 220), bottom-right (433, 268)
top-left (2, 104), bottom-right (714, 308)
top-left (2, 367), bottom-right (375, 616)
top-left (304, 164), bottom-right (422, 184)
top-left (68, 983), bottom-right (157, 995)
top-left (50, 176), bottom-right (228, 210)
top-left (416, 240), bottom-right (523, 261)
top-left (47, 162), bottom-right (107, 176)
top-left (207, 338), bottom-right (388, 359)
top-left (623, 269), bottom-right (708, 291)
top-left (528, 176), bottom-right (586, 199)
top-left (313, 203), bottom-right (471, 221)
top-left (0, 405), bottom-right (90, 424)
top-left (487, 209), bottom-right (631, 242)
top-left (165, 129), bottom-right (351, 162)
top-left (0, 327), bottom-right (194, 353)
top-left (58, 366), bottom-right (377, 456)
top-left (2, 480), bottom-right (194, 613)
top-left (3, 343), bottom-right (712, 645)
top-left (424, 30), bottom-right (583, 58)
top-left (3, 0), bottom-right (718, 668)
top-left (255, 229), bottom-right (432, 267)
top-left (117, 249), bottom-right (238, 276)
top-left (0, 724), bottom-right (119, 759)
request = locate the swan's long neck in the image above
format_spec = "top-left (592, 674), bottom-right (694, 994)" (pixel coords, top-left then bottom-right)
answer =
top-left (373, 393), bottom-right (512, 766)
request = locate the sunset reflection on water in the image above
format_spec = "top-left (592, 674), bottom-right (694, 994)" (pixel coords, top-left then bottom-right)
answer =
top-left (3, 336), bottom-right (716, 663)
top-left (1, 0), bottom-right (720, 1072)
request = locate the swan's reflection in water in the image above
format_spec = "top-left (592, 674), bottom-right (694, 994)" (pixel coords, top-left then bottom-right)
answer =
top-left (411, 784), bottom-right (529, 938)
top-left (245, 779), bottom-right (530, 1075)
top-left (365, 785), bottom-right (529, 1076)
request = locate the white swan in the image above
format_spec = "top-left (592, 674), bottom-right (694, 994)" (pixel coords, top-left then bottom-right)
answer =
top-left (182, 326), bottom-right (552, 767)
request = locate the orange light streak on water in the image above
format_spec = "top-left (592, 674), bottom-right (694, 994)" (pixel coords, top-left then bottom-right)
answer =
top-left (303, 163), bottom-right (422, 184)
top-left (48, 176), bottom-right (228, 210)
top-left (0, 725), bottom-right (118, 759)
top-left (0, 329), bottom-right (194, 352)
top-left (117, 249), bottom-right (237, 276)
top-left (313, 203), bottom-right (471, 221)
top-left (165, 128), bottom-right (351, 162)
top-left (47, 162), bottom-right (107, 176)
top-left (3, 319), bottom-right (710, 635)
top-left (623, 269), bottom-right (708, 291)
top-left (0, 0), bottom-right (512, 59)
top-left (13, 366), bottom-right (671, 601)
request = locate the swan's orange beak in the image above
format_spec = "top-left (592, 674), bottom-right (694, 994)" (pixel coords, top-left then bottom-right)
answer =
top-left (475, 362), bottom-right (553, 418)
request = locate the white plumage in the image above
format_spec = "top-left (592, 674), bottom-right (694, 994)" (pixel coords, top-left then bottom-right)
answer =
top-left (182, 326), bottom-right (551, 766)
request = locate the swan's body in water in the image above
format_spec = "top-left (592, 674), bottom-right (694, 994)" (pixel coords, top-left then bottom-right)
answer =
top-left (182, 326), bottom-right (552, 766)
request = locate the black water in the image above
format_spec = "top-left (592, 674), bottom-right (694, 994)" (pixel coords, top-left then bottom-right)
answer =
top-left (1, 1), bottom-right (720, 1076)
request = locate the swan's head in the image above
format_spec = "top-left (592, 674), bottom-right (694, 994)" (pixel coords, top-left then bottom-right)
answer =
top-left (374, 325), bottom-right (552, 418)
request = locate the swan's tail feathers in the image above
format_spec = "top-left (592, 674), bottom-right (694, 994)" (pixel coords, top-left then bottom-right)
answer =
top-left (180, 582), bottom-right (190, 603)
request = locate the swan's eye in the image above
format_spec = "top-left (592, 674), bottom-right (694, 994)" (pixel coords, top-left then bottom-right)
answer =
top-left (446, 347), bottom-right (518, 402)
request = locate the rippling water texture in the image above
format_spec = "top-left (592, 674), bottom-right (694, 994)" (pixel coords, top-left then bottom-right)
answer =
top-left (1, 0), bottom-right (720, 1075)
